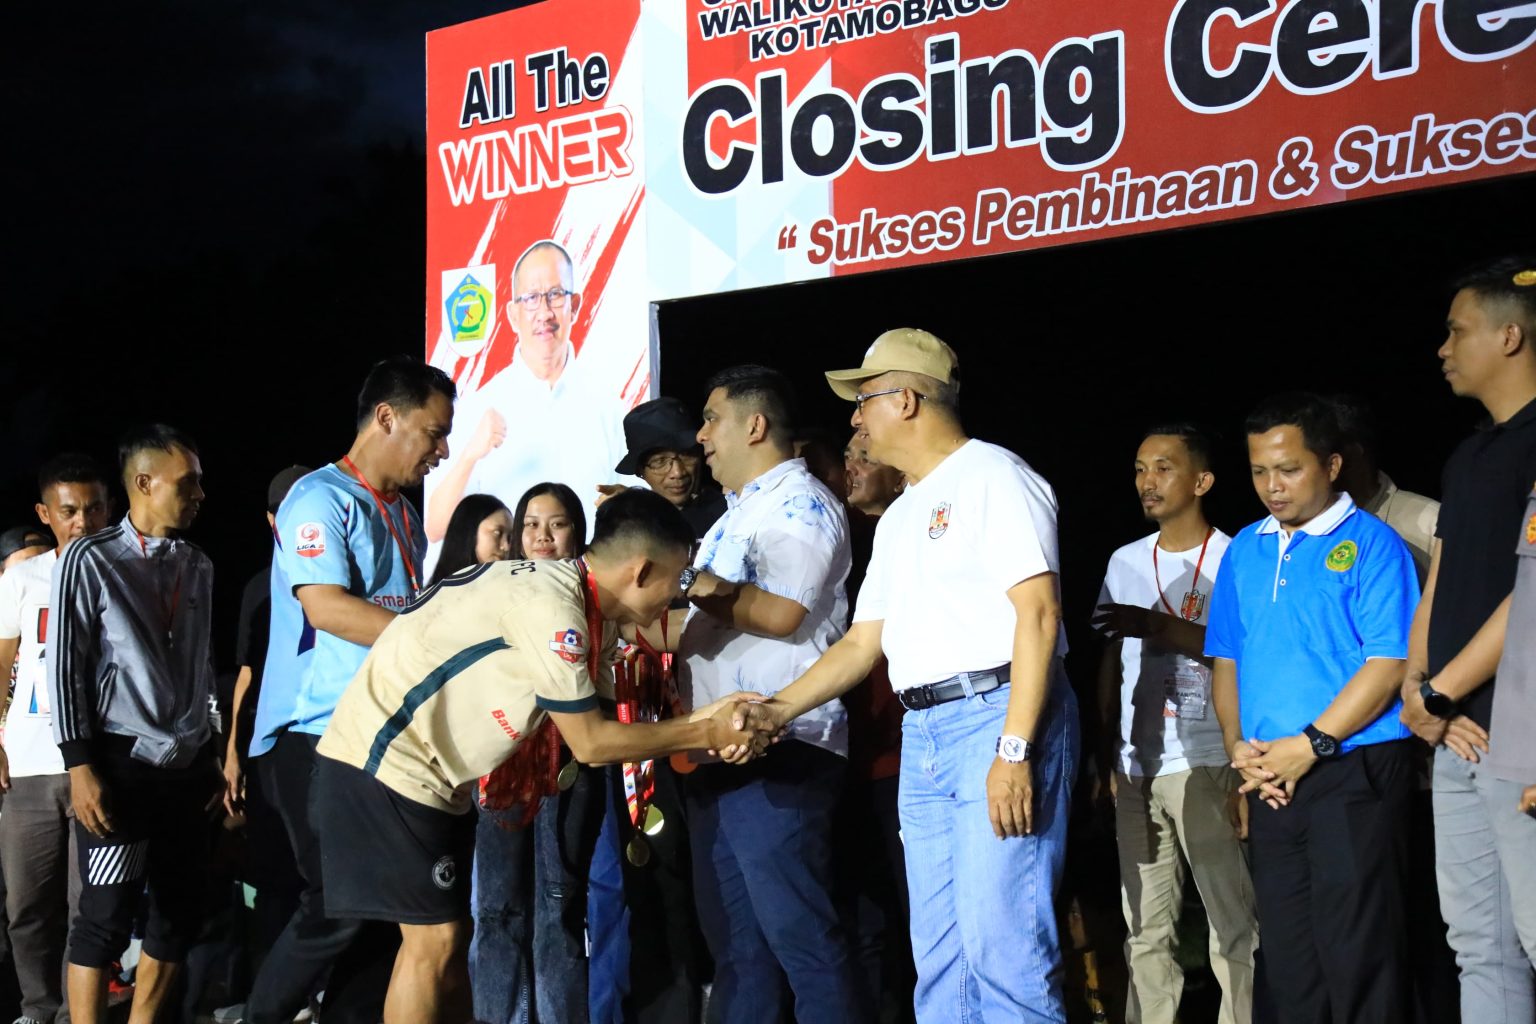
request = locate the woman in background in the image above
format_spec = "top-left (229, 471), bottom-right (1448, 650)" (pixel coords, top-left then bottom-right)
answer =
top-left (427, 493), bottom-right (514, 587)
top-left (470, 483), bottom-right (609, 1024)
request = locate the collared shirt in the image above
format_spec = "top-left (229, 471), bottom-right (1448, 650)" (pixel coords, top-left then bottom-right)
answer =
top-left (1486, 482), bottom-right (1536, 784)
top-left (319, 558), bottom-right (615, 813)
top-left (47, 516), bottom-right (216, 769)
top-left (1361, 472), bottom-right (1439, 586)
top-left (439, 343), bottom-right (631, 544)
top-left (1097, 530), bottom-right (1232, 777)
top-left (0, 549), bottom-right (65, 777)
top-left (678, 458), bottom-right (850, 757)
top-left (1205, 493), bottom-right (1418, 753)
top-left (1429, 396), bottom-right (1536, 730)
top-left (856, 439), bottom-right (1067, 690)
top-left (270, 465), bottom-right (424, 740)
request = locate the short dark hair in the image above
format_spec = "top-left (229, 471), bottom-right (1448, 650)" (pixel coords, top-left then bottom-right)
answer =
top-left (356, 355), bottom-right (456, 431)
top-left (1329, 394), bottom-right (1378, 459)
top-left (1244, 392), bottom-right (1342, 465)
top-left (117, 424), bottom-right (199, 474)
top-left (1451, 254), bottom-right (1536, 341)
top-left (510, 482), bottom-right (587, 559)
top-left (1141, 423), bottom-right (1215, 471)
top-left (431, 493), bottom-right (511, 586)
top-left (38, 453), bottom-right (111, 497)
top-left (588, 487), bottom-right (694, 561)
top-left (706, 365), bottom-right (797, 442)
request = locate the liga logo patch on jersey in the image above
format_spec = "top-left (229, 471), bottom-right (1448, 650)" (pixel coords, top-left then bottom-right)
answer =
top-left (1325, 540), bottom-right (1358, 572)
top-left (1526, 511), bottom-right (1536, 546)
top-left (550, 628), bottom-right (587, 664)
top-left (928, 501), bottom-right (951, 539)
top-left (295, 522), bottom-right (326, 558)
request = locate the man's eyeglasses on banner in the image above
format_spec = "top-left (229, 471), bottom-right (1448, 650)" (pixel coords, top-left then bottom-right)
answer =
top-left (514, 286), bottom-right (574, 311)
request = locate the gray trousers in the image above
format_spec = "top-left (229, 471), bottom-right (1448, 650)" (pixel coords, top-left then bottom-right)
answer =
top-left (0, 773), bottom-right (79, 1024)
top-left (1433, 747), bottom-right (1536, 1024)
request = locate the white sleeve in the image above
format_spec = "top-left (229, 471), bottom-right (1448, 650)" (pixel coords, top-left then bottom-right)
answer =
top-left (0, 570), bottom-right (21, 639)
top-left (981, 466), bottom-right (1058, 592)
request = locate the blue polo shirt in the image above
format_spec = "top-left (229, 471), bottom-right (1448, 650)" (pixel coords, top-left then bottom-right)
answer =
top-left (269, 464), bottom-right (424, 740)
top-left (1205, 493), bottom-right (1417, 753)
top-left (248, 530), bottom-right (313, 758)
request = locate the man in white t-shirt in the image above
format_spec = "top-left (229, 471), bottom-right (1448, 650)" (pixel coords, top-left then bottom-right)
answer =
top-left (1091, 426), bottom-right (1257, 1024)
top-left (426, 239), bottom-right (629, 545)
top-left (754, 329), bottom-right (1080, 1023)
top-left (0, 453), bottom-right (113, 1024)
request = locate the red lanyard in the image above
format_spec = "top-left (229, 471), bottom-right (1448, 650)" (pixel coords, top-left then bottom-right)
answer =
top-left (1153, 527), bottom-right (1213, 620)
top-left (341, 456), bottom-right (420, 596)
top-left (133, 525), bottom-right (183, 644)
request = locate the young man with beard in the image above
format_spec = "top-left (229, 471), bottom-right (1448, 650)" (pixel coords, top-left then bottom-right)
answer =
top-left (1093, 425), bottom-right (1257, 1024)
top-left (244, 355), bottom-right (455, 1024)
top-left (0, 453), bottom-right (113, 1024)
top-left (48, 426), bottom-right (216, 1024)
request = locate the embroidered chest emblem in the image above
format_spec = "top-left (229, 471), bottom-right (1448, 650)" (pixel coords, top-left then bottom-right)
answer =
top-left (1526, 512), bottom-right (1536, 546)
top-left (928, 502), bottom-right (951, 539)
top-left (1325, 540), bottom-right (1358, 572)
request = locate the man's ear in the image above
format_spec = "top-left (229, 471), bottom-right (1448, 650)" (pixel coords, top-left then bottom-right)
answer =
top-left (375, 402), bottom-right (396, 435)
top-left (745, 411), bottom-right (769, 444)
top-left (634, 556), bottom-right (654, 589)
top-left (1193, 470), bottom-right (1215, 497)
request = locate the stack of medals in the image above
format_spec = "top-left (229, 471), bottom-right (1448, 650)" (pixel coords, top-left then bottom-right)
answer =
top-left (614, 635), bottom-right (678, 865)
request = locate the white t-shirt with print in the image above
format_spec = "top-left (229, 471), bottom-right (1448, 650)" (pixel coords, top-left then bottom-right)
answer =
top-left (855, 440), bottom-right (1067, 691)
top-left (1097, 531), bottom-right (1232, 777)
top-left (0, 549), bottom-right (66, 777)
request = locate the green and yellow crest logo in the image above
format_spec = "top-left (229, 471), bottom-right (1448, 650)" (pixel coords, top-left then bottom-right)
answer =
top-left (1325, 540), bottom-right (1358, 572)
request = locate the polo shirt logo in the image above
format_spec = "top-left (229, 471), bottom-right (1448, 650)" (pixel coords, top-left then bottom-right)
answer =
top-left (1526, 512), bottom-right (1536, 546)
top-left (928, 502), bottom-right (951, 539)
top-left (1325, 540), bottom-right (1358, 572)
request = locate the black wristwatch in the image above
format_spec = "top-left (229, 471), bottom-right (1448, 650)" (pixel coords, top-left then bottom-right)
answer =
top-left (1420, 678), bottom-right (1458, 720)
top-left (1303, 724), bottom-right (1340, 759)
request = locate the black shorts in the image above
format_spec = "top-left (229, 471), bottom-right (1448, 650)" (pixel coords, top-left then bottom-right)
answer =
top-left (316, 756), bottom-right (475, 925)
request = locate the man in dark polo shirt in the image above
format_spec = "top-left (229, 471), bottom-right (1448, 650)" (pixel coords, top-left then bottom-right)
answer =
top-left (1399, 255), bottom-right (1536, 1023)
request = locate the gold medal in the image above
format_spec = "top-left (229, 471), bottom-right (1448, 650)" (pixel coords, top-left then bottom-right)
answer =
top-left (557, 760), bottom-right (580, 792)
top-left (642, 804), bottom-right (666, 836)
top-left (1513, 269), bottom-right (1536, 287)
top-left (626, 833), bottom-right (652, 867)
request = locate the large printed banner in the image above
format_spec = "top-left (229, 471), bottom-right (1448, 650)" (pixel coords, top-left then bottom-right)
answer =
top-left (426, 0), bottom-right (1534, 525)
top-left (425, 0), bottom-right (649, 554)
top-left (644, 0), bottom-right (1536, 296)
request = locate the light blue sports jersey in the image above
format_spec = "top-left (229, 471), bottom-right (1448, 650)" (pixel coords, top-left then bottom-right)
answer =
top-left (273, 463), bottom-right (424, 739)
top-left (248, 529), bottom-right (314, 758)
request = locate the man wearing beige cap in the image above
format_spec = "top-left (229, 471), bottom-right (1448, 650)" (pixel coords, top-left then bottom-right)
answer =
top-left (755, 329), bottom-right (1079, 1023)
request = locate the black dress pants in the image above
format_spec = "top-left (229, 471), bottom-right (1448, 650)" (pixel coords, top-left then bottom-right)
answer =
top-left (1247, 739), bottom-right (1413, 1024)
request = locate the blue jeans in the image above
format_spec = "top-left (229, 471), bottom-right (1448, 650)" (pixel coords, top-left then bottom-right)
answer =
top-left (587, 767), bottom-right (631, 1024)
top-left (899, 672), bottom-right (1079, 1024)
top-left (686, 739), bottom-right (866, 1024)
top-left (470, 762), bottom-right (607, 1024)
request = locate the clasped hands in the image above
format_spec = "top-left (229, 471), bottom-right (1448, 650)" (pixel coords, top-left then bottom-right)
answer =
top-left (687, 693), bottom-right (791, 764)
top-left (1229, 735), bottom-right (1316, 810)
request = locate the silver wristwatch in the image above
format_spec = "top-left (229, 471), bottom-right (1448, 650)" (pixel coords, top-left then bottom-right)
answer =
top-left (996, 735), bottom-right (1032, 763)
top-left (678, 566), bottom-right (700, 595)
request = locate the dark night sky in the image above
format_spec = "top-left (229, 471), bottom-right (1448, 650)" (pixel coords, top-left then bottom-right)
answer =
top-left (5, 3), bottom-right (1534, 679)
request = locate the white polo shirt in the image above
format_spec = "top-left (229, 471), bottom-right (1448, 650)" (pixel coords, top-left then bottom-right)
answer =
top-left (678, 458), bottom-right (850, 756)
top-left (0, 549), bottom-right (67, 777)
top-left (855, 440), bottom-right (1067, 691)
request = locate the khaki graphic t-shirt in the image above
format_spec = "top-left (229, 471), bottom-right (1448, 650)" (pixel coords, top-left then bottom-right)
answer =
top-left (318, 558), bottom-right (616, 813)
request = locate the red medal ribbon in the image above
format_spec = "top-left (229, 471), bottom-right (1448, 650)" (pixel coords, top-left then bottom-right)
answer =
top-left (1153, 527), bottom-right (1213, 621)
top-left (340, 455), bottom-right (420, 596)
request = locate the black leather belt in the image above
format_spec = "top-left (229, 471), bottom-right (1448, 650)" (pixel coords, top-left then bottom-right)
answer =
top-left (897, 666), bottom-right (1010, 711)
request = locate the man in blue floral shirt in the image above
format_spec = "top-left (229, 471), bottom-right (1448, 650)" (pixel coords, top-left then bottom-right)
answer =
top-left (677, 364), bottom-right (864, 1023)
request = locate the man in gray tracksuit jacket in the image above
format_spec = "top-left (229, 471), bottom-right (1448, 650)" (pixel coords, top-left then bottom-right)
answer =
top-left (46, 423), bottom-right (216, 1024)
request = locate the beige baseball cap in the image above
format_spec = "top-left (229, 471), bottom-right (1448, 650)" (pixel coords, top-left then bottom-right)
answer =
top-left (824, 328), bottom-right (960, 401)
